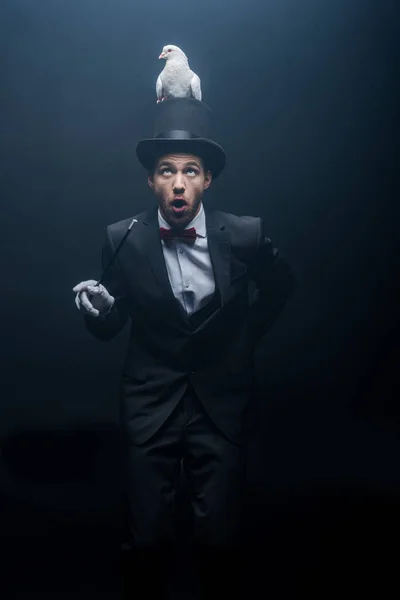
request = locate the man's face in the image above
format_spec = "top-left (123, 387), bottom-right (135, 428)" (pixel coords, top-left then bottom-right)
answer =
top-left (148, 153), bottom-right (212, 228)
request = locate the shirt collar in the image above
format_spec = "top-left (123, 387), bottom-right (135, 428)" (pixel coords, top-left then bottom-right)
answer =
top-left (158, 203), bottom-right (206, 238)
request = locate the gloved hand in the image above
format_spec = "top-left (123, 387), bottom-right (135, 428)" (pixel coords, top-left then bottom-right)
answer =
top-left (73, 280), bottom-right (115, 318)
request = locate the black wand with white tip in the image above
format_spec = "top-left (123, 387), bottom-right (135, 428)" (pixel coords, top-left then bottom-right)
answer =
top-left (95, 217), bottom-right (138, 287)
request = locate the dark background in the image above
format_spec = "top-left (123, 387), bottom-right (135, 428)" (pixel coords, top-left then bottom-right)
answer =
top-left (0, 0), bottom-right (397, 597)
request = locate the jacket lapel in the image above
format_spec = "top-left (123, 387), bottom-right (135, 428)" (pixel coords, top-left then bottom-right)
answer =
top-left (204, 208), bottom-right (231, 307)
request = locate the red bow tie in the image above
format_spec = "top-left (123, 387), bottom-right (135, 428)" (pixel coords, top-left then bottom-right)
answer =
top-left (159, 227), bottom-right (197, 243)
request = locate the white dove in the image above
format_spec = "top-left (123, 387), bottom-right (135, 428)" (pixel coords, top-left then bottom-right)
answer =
top-left (156, 44), bottom-right (202, 103)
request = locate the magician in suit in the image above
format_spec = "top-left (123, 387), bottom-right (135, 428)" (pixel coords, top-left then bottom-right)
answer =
top-left (73, 98), bottom-right (296, 599)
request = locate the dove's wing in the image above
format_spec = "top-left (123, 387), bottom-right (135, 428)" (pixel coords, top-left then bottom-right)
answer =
top-left (156, 74), bottom-right (163, 101)
top-left (190, 72), bottom-right (202, 101)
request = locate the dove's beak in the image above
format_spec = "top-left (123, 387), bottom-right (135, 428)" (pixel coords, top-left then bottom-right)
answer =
top-left (159, 52), bottom-right (166, 59)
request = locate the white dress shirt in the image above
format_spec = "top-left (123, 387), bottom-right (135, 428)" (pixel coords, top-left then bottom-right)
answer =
top-left (158, 203), bottom-right (216, 315)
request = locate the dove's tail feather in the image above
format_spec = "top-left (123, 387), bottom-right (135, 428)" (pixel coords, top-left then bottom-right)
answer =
top-left (190, 73), bottom-right (202, 101)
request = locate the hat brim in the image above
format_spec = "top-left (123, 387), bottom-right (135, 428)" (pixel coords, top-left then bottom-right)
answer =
top-left (136, 138), bottom-right (226, 179)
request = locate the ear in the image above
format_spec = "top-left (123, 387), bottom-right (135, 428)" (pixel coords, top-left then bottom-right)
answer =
top-left (148, 174), bottom-right (154, 189)
top-left (203, 170), bottom-right (213, 190)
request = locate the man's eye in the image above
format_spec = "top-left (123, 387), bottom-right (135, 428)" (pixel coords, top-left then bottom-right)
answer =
top-left (161, 168), bottom-right (171, 175)
top-left (187, 168), bottom-right (197, 175)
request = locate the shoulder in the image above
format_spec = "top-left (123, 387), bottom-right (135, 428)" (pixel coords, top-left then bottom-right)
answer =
top-left (208, 209), bottom-right (264, 261)
top-left (210, 208), bottom-right (261, 229)
top-left (209, 209), bottom-right (262, 241)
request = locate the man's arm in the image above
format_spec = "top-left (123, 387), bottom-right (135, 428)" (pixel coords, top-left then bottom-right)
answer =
top-left (247, 218), bottom-right (296, 345)
top-left (84, 226), bottom-right (129, 341)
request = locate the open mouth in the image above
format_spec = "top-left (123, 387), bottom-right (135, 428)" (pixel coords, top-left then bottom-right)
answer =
top-left (171, 199), bottom-right (187, 214)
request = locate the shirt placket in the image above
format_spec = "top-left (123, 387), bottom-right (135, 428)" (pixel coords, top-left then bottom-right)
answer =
top-left (176, 241), bottom-right (193, 314)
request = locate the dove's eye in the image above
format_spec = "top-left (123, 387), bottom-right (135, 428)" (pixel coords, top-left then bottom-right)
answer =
top-left (168, 49), bottom-right (172, 53)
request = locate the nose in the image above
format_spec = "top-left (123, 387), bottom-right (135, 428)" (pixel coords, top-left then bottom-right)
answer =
top-left (173, 172), bottom-right (185, 193)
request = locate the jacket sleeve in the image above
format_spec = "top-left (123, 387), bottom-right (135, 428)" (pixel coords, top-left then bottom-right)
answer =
top-left (83, 226), bottom-right (130, 341)
top-left (247, 217), bottom-right (296, 345)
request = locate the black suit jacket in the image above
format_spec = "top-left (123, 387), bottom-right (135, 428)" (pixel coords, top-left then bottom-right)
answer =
top-left (84, 206), bottom-right (296, 445)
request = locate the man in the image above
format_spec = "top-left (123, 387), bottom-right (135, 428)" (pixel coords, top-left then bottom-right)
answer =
top-left (73, 98), bottom-right (295, 599)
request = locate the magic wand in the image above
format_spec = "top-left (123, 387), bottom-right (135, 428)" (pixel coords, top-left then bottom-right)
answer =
top-left (94, 217), bottom-right (138, 287)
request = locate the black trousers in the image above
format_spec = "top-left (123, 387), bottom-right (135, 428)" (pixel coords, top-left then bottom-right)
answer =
top-left (122, 383), bottom-right (247, 598)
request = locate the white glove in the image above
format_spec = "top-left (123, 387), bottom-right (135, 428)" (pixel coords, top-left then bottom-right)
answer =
top-left (72, 280), bottom-right (115, 318)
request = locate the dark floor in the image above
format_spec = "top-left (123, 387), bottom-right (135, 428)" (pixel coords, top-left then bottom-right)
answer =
top-left (1, 424), bottom-right (398, 598)
top-left (1, 484), bottom-right (398, 599)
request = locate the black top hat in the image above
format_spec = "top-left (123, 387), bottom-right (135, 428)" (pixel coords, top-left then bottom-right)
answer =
top-left (136, 98), bottom-right (226, 178)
